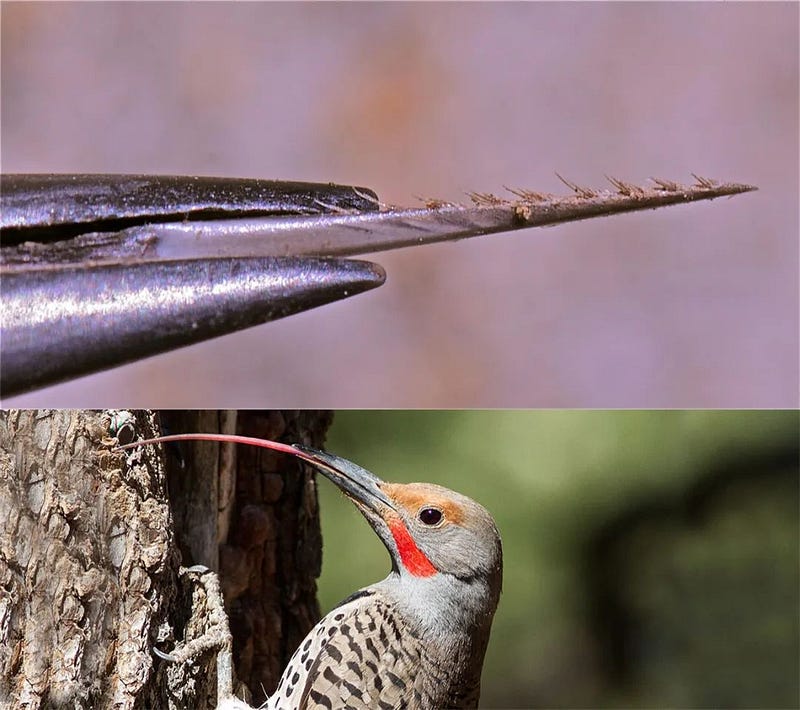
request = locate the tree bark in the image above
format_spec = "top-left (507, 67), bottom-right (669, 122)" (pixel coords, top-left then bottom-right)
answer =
top-left (0, 409), bottom-right (331, 708)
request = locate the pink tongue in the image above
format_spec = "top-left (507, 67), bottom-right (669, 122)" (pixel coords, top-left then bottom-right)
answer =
top-left (118, 434), bottom-right (439, 577)
top-left (388, 519), bottom-right (436, 577)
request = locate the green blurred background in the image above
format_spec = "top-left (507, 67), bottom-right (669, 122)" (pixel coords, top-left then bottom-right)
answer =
top-left (315, 411), bottom-right (798, 708)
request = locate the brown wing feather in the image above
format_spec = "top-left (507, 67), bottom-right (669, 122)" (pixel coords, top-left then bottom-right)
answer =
top-left (298, 596), bottom-right (427, 710)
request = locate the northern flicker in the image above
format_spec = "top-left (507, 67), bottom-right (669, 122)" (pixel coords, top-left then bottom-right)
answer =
top-left (119, 434), bottom-right (503, 709)
top-left (264, 444), bottom-right (503, 710)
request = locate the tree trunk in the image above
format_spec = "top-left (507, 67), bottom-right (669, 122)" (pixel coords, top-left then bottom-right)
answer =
top-left (0, 409), bottom-right (331, 708)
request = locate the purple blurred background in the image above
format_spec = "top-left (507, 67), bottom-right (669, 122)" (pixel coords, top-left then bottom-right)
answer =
top-left (3, 2), bottom-right (797, 407)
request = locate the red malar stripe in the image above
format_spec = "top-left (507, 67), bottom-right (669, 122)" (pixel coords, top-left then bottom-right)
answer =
top-left (388, 519), bottom-right (437, 577)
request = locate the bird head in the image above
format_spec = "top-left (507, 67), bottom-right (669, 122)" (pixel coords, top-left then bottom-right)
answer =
top-left (293, 445), bottom-right (503, 627)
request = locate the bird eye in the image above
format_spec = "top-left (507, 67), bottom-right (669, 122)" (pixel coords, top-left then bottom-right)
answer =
top-left (418, 507), bottom-right (443, 526)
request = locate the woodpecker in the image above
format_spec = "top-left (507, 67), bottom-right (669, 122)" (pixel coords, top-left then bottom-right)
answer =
top-left (118, 434), bottom-right (503, 709)
top-left (264, 444), bottom-right (503, 709)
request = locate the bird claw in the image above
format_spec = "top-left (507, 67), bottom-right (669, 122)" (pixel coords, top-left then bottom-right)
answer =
top-left (153, 646), bottom-right (179, 663)
top-left (153, 565), bottom-right (242, 706)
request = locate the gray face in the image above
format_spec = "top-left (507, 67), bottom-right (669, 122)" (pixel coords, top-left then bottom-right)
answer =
top-left (360, 481), bottom-right (503, 652)
top-left (382, 482), bottom-right (503, 583)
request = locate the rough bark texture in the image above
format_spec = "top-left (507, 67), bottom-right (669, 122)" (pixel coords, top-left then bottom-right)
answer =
top-left (160, 410), bottom-right (330, 706)
top-left (0, 409), bottom-right (331, 708)
top-left (0, 409), bottom-right (175, 708)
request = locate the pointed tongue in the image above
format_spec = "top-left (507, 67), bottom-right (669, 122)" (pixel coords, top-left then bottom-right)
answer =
top-left (116, 432), bottom-right (304, 458)
top-left (387, 517), bottom-right (437, 577)
top-left (117, 432), bottom-right (439, 577)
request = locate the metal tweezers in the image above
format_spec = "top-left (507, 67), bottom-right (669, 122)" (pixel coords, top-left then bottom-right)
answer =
top-left (0, 173), bottom-right (755, 396)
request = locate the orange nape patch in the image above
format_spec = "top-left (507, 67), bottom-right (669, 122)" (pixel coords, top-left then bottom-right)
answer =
top-left (381, 482), bottom-right (466, 526)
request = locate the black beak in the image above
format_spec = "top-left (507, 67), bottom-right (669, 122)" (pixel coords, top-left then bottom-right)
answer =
top-left (292, 444), bottom-right (395, 514)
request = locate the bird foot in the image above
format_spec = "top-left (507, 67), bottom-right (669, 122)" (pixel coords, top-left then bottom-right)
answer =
top-left (155, 565), bottom-right (255, 709)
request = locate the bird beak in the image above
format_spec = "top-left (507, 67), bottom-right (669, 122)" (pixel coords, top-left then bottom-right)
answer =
top-left (116, 433), bottom-right (395, 515)
top-left (292, 444), bottom-right (439, 579)
top-left (291, 444), bottom-right (395, 516)
top-left (116, 432), bottom-right (398, 532)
